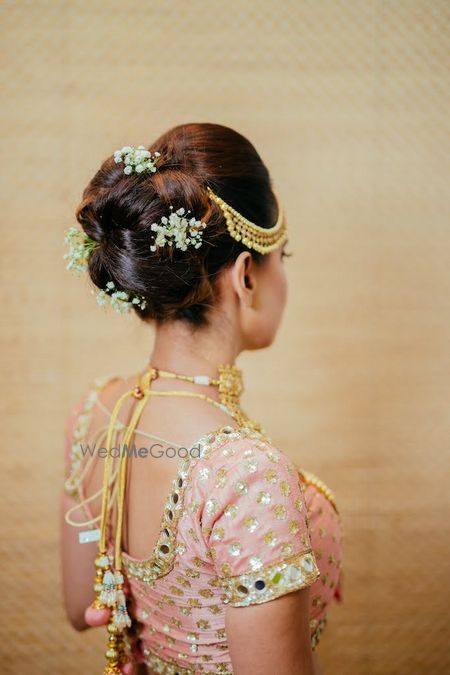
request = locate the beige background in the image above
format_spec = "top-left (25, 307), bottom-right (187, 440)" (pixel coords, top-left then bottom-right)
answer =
top-left (1, 1), bottom-right (449, 673)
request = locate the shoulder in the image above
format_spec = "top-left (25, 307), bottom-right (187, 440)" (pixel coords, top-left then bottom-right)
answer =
top-left (190, 427), bottom-right (321, 605)
top-left (193, 427), bottom-right (302, 503)
top-left (63, 373), bottom-right (123, 474)
top-left (65, 373), bottom-right (121, 434)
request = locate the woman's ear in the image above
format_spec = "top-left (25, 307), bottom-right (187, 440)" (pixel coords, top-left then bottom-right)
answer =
top-left (229, 251), bottom-right (255, 307)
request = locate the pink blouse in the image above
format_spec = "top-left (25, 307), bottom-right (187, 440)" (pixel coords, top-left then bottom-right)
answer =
top-left (64, 376), bottom-right (344, 675)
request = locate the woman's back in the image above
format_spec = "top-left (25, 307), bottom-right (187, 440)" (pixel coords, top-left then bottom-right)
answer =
top-left (76, 369), bottom-right (239, 562)
top-left (63, 366), bottom-right (343, 674)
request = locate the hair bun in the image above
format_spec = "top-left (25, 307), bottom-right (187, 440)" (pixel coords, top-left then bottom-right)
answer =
top-left (74, 123), bottom-right (277, 325)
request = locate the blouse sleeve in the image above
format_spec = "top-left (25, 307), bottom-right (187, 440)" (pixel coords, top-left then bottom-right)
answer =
top-left (198, 438), bottom-right (321, 607)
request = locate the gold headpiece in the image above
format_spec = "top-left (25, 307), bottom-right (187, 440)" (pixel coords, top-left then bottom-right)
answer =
top-left (206, 186), bottom-right (288, 255)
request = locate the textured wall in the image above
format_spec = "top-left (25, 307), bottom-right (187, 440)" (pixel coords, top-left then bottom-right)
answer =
top-left (1, 1), bottom-right (449, 673)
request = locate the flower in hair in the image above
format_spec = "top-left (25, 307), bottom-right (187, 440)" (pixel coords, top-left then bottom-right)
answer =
top-left (63, 227), bottom-right (98, 273)
top-left (150, 206), bottom-right (207, 252)
top-left (93, 281), bottom-right (147, 314)
top-left (113, 145), bottom-right (161, 175)
top-left (64, 227), bottom-right (147, 314)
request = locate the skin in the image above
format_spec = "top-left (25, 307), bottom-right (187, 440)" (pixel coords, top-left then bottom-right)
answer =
top-left (61, 240), bottom-right (323, 674)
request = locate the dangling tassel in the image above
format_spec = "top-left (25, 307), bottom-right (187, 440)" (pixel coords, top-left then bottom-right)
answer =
top-left (100, 568), bottom-right (117, 607)
top-left (102, 574), bottom-right (132, 674)
top-left (113, 586), bottom-right (132, 630)
top-left (85, 553), bottom-right (112, 626)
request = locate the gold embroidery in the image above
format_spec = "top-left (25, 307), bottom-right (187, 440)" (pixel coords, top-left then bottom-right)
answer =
top-left (273, 504), bottom-right (287, 519)
top-left (281, 542), bottom-right (293, 555)
top-left (215, 467), bottom-right (228, 487)
top-left (279, 480), bottom-right (291, 496)
top-left (264, 468), bottom-right (278, 483)
top-left (224, 504), bottom-right (238, 518)
top-left (244, 516), bottom-right (259, 532)
top-left (197, 619), bottom-right (210, 629)
top-left (310, 616), bottom-right (328, 650)
top-left (199, 588), bottom-right (215, 598)
top-left (264, 531), bottom-right (277, 547)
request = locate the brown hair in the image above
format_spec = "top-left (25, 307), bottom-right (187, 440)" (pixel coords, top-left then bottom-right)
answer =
top-left (75, 122), bottom-right (279, 326)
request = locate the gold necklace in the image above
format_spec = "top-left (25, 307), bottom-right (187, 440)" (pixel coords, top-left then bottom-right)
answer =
top-left (135, 363), bottom-right (263, 434)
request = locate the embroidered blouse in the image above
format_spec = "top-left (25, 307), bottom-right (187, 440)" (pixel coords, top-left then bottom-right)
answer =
top-left (64, 375), bottom-right (344, 675)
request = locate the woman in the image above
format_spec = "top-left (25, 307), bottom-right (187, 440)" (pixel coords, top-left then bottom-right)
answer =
top-left (61, 123), bottom-right (343, 675)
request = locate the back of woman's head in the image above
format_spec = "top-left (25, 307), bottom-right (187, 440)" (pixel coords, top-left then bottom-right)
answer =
top-left (75, 122), bottom-right (279, 326)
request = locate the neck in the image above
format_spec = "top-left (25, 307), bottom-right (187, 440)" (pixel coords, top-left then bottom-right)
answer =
top-left (149, 319), bottom-right (242, 377)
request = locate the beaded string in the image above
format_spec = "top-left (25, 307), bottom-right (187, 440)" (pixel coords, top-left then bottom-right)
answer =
top-left (65, 425), bottom-right (122, 528)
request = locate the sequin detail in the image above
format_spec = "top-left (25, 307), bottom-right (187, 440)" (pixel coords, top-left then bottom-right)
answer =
top-left (220, 550), bottom-right (320, 607)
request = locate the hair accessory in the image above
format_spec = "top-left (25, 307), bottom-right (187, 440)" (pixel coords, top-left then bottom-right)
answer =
top-left (150, 205), bottom-right (207, 252)
top-left (64, 226), bottom-right (98, 273)
top-left (113, 145), bottom-right (161, 176)
top-left (93, 281), bottom-right (147, 313)
top-left (206, 186), bottom-right (288, 254)
top-left (63, 228), bottom-right (147, 313)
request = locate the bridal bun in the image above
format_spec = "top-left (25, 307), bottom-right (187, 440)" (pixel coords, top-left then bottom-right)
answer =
top-left (75, 122), bottom-right (278, 326)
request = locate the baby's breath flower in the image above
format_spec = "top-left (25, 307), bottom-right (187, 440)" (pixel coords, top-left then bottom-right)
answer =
top-left (63, 227), bottom-right (98, 274)
top-left (150, 205), bottom-right (207, 252)
top-left (95, 289), bottom-right (108, 306)
top-left (91, 281), bottom-right (147, 314)
top-left (114, 144), bottom-right (161, 176)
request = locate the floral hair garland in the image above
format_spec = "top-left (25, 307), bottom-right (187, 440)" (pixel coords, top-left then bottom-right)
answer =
top-left (64, 144), bottom-right (207, 314)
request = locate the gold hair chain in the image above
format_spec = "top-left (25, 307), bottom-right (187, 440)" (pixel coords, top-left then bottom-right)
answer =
top-left (206, 186), bottom-right (288, 254)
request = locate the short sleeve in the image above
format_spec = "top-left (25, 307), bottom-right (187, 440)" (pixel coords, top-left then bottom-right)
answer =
top-left (198, 437), bottom-right (321, 607)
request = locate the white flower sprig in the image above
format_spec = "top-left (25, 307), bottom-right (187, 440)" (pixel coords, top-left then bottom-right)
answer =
top-left (150, 206), bottom-right (207, 252)
top-left (64, 227), bottom-right (147, 314)
top-left (63, 226), bottom-right (98, 273)
top-left (93, 281), bottom-right (147, 314)
top-left (113, 145), bottom-right (161, 176)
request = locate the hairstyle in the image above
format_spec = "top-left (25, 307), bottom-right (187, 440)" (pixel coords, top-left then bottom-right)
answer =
top-left (75, 122), bottom-right (279, 326)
